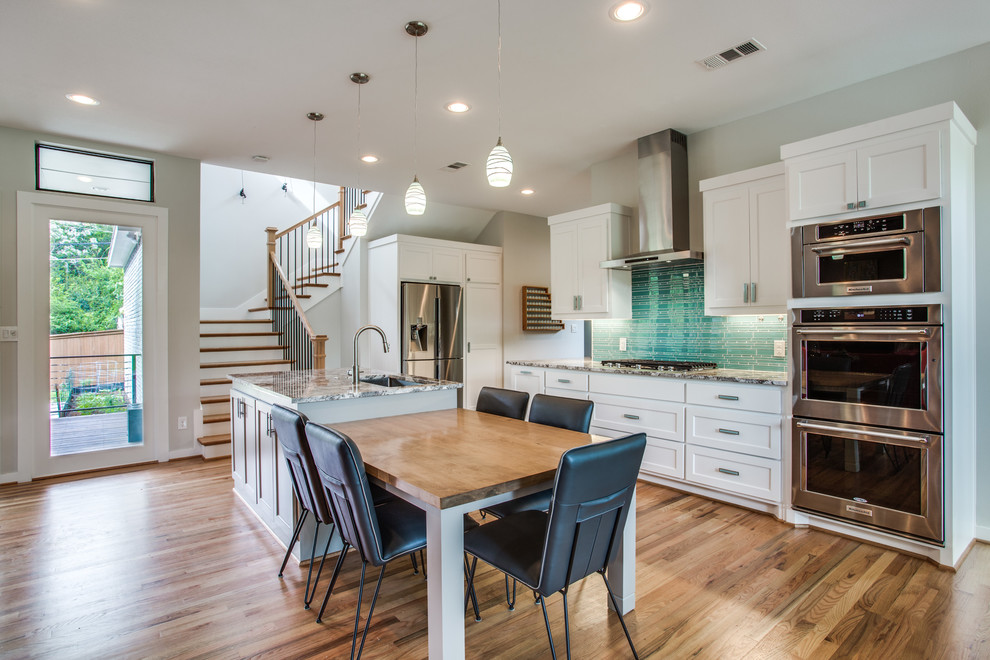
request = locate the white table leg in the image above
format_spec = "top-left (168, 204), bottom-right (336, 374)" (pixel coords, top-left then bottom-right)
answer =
top-left (426, 506), bottom-right (466, 659)
top-left (607, 487), bottom-right (636, 614)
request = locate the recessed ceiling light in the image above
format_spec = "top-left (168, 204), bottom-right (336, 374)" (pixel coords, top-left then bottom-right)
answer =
top-left (361, 155), bottom-right (379, 163)
top-left (251, 155), bottom-right (270, 162)
top-left (609, 1), bottom-right (647, 22)
top-left (446, 102), bottom-right (470, 113)
top-left (66, 93), bottom-right (100, 106)
top-left (520, 188), bottom-right (535, 196)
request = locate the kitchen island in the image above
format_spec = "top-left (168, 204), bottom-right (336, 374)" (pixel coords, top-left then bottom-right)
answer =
top-left (228, 368), bottom-right (461, 562)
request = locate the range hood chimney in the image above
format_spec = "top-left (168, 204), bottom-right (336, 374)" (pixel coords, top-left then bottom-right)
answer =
top-left (600, 129), bottom-right (702, 270)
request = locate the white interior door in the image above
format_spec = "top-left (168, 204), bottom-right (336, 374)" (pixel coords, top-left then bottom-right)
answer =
top-left (17, 192), bottom-right (169, 479)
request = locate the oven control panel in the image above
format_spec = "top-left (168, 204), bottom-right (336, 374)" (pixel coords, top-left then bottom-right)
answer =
top-left (797, 305), bottom-right (940, 325)
top-left (816, 214), bottom-right (906, 240)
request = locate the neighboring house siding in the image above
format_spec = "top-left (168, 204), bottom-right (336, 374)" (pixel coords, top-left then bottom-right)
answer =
top-left (122, 239), bottom-right (143, 406)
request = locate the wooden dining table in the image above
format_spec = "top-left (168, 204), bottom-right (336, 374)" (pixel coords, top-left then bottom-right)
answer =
top-left (327, 408), bottom-right (637, 660)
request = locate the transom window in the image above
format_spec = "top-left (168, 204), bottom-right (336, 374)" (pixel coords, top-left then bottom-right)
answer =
top-left (36, 144), bottom-right (155, 202)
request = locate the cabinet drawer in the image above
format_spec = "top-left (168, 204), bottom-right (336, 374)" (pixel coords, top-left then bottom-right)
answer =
top-left (590, 392), bottom-right (683, 442)
top-left (589, 372), bottom-right (685, 402)
top-left (544, 387), bottom-right (589, 401)
top-left (593, 425), bottom-right (684, 480)
top-left (685, 445), bottom-right (781, 502)
top-left (686, 406), bottom-right (782, 459)
top-left (544, 370), bottom-right (589, 392)
top-left (686, 381), bottom-right (781, 414)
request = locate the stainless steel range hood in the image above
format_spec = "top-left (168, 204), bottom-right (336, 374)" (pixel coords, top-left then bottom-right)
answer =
top-left (600, 129), bottom-right (703, 270)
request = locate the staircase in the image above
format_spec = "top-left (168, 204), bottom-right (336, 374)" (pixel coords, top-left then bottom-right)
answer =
top-left (195, 315), bottom-right (291, 458)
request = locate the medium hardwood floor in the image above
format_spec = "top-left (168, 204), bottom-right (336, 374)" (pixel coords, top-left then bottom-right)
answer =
top-left (1, 459), bottom-right (987, 659)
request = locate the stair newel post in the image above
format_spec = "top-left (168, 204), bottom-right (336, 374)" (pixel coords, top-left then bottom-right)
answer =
top-left (266, 227), bottom-right (278, 310)
top-left (312, 335), bottom-right (327, 371)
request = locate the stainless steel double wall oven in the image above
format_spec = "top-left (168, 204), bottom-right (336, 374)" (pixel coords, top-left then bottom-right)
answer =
top-left (791, 210), bottom-right (945, 543)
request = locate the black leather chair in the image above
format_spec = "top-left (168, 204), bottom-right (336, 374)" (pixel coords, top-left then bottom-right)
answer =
top-left (271, 405), bottom-right (337, 609)
top-left (475, 386), bottom-right (530, 420)
top-left (464, 433), bottom-right (647, 659)
top-left (305, 421), bottom-right (428, 660)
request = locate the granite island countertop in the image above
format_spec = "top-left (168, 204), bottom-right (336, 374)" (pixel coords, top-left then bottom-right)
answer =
top-left (507, 358), bottom-right (788, 386)
top-left (229, 368), bottom-right (462, 404)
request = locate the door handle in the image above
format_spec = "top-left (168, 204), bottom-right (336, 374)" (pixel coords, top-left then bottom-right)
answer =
top-left (743, 282), bottom-right (749, 303)
top-left (810, 236), bottom-right (911, 255)
top-left (796, 421), bottom-right (930, 444)
top-left (623, 413), bottom-right (640, 420)
top-left (718, 428), bottom-right (740, 435)
top-left (795, 328), bottom-right (931, 337)
top-left (751, 282), bottom-right (757, 303)
top-left (717, 394), bottom-right (740, 401)
top-left (717, 467), bottom-right (741, 476)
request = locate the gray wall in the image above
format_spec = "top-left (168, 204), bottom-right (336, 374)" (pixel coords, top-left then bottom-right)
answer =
top-left (588, 41), bottom-right (990, 531)
top-left (0, 125), bottom-right (201, 473)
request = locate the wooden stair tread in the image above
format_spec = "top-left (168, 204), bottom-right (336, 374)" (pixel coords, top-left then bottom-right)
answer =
top-left (292, 282), bottom-right (329, 289)
top-left (200, 345), bottom-right (287, 353)
top-left (200, 395), bottom-right (229, 405)
top-left (200, 331), bottom-right (278, 338)
top-left (203, 413), bottom-right (230, 424)
top-left (201, 359), bottom-right (293, 370)
top-left (197, 433), bottom-right (231, 447)
top-left (200, 378), bottom-right (232, 386)
top-left (200, 319), bottom-right (270, 324)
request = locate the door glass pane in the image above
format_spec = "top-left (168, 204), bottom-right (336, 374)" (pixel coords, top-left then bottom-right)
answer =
top-left (805, 432), bottom-right (923, 515)
top-left (817, 248), bottom-right (906, 284)
top-left (804, 340), bottom-right (924, 409)
top-left (49, 220), bottom-right (143, 456)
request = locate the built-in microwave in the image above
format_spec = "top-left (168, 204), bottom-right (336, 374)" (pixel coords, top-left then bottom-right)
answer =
top-left (791, 206), bottom-right (940, 298)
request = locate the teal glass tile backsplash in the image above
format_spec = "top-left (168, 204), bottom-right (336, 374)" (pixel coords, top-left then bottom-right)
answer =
top-left (591, 262), bottom-right (788, 372)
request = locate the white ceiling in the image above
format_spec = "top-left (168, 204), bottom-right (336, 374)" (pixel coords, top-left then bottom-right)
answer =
top-left (2, 0), bottom-right (989, 224)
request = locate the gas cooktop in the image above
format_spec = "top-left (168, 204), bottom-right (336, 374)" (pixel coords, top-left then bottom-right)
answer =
top-left (599, 359), bottom-right (717, 372)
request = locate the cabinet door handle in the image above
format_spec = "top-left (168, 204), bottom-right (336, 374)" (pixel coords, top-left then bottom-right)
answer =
top-left (718, 428), bottom-right (740, 436)
top-left (573, 295), bottom-right (577, 310)
top-left (467, 342), bottom-right (471, 353)
top-left (466, 277), bottom-right (471, 282)
top-left (742, 282), bottom-right (749, 303)
top-left (717, 394), bottom-right (740, 401)
top-left (520, 370), bottom-right (532, 375)
top-left (718, 467), bottom-right (741, 476)
top-left (751, 282), bottom-right (757, 303)
top-left (858, 200), bottom-right (867, 208)
top-left (557, 378), bottom-right (571, 383)
top-left (846, 202), bottom-right (856, 210)
top-left (623, 413), bottom-right (640, 420)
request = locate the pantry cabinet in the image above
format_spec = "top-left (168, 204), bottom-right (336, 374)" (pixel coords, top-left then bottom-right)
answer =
top-left (548, 203), bottom-right (632, 320)
top-left (701, 163), bottom-right (787, 315)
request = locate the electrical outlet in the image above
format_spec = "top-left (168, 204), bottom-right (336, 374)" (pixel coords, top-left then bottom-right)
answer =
top-left (177, 416), bottom-right (188, 430)
top-left (0, 326), bottom-right (18, 341)
top-left (773, 340), bottom-right (786, 358)
top-left (619, 337), bottom-right (627, 351)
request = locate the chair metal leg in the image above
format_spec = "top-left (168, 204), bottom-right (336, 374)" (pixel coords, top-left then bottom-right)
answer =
top-left (409, 549), bottom-right (419, 574)
top-left (598, 570), bottom-right (640, 660)
top-left (464, 555), bottom-right (481, 622)
top-left (538, 595), bottom-right (557, 660)
top-left (420, 549), bottom-right (427, 579)
top-left (316, 543), bottom-right (350, 623)
top-left (352, 564), bottom-right (387, 660)
top-left (562, 588), bottom-right (571, 660)
top-left (504, 575), bottom-right (517, 610)
top-left (278, 509), bottom-right (309, 578)
top-left (304, 523), bottom-right (336, 609)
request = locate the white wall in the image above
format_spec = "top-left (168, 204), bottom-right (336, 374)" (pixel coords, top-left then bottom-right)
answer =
top-left (0, 125), bottom-right (201, 469)
top-left (475, 211), bottom-right (585, 384)
top-left (200, 164), bottom-right (344, 310)
top-left (588, 41), bottom-right (990, 533)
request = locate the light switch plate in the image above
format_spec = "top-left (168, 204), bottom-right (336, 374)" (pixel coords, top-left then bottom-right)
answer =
top-left (0, 327), bottom-right (18, 341)
top-left (773, 340), bottom-right (786, 357)
top-left (177, 416), bottom-right (188, 430)
top-left (619, 337), bottom-right (627, 351)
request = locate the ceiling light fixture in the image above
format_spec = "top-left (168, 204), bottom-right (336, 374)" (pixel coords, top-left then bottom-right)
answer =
top-left (65, 93), bottom-right (100, 106)
top-left (404, 21), bottom-right (428, 216)
top-left (349, 72), bottom-right (370, 238)
top-left (486, 0), bottom-right (512, 188)
top-left (306, 112), bottom-right (324, 249)
top-left (610, 1), bottom-right (648, 22)
top-left (446, 101), bottom-right (470, 113)
top-left (361, 154), bottom-right (379, 163)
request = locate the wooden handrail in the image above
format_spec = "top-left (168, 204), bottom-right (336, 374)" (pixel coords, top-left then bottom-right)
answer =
top-left (268, 252), bottom-right (328, 369)
top-left (274, 201), bottom-right (341, 240)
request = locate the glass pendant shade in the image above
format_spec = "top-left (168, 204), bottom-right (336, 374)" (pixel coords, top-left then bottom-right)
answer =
top-left (486, 138), bottom-right (513, 187)
top-left (405, 176), bottom-right (426, 215)
top-left (306, 222), bottom-right (322, 248)
top-left (349, 207), bottom-right (368, 237)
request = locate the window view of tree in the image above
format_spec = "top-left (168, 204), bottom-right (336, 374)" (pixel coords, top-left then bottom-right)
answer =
top-left (49, 221), bottom-right (123, 334)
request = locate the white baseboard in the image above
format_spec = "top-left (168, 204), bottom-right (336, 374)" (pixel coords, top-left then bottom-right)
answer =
top-left (169, 447), bottom-right (201, 460)
top-left (975, 525), bottom-right (990, 543)
top-left (1, 472), bottom-right (21, 484)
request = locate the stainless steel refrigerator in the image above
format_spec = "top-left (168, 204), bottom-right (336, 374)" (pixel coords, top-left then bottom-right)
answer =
top-left (401, 282), bottom-right (464, 402)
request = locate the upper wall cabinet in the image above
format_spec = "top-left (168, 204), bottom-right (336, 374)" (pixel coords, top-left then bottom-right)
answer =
top-left (784, 126), bottom-right (941, 221)
top-left (701, 163), bottom-right (787, 315)
top-left (547, 203), bottom-right (632, 320)
top-left (398, 242), bottom-right (464, 283)
top-left (464, 250), bottom-right (502, 284)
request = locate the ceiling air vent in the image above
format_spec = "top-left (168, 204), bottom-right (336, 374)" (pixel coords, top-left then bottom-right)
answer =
top-left (698, 38), bottom-right (766, 70)
top-left (445, 161), bottom-right (469, 170)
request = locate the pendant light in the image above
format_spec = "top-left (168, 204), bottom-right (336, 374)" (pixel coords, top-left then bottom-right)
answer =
top-left (349, 72), bottom-right (370, 237)
top-left (306, 112), bottom-right (324, 249)
top-left (404, 21), bottom-right (428, 216)
top-left (486, 0), bottom-right (512, 187)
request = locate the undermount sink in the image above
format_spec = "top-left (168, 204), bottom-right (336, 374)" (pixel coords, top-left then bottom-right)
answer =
top-left (359, 375), bottom-right (420, 388)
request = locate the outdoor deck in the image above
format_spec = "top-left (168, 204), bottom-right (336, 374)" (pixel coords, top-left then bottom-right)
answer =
top-left (50, 412), bottom-right (136, 456)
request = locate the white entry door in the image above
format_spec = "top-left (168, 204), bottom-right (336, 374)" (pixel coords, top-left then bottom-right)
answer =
top-left (17, 192), bottom-right (169, 479)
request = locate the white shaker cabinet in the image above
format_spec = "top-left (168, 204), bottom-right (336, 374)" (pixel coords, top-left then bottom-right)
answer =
top-left (464, 250), bottom-right (501, 284)
top-left (785, 127), bottom-right (941, 221)
top-left (463, 281), bottom-right (503, 410)
top-left (397, 242), bottom-right (463, 283)
top-left (548, 203), bottom-right (632, 320)
top-left (701, 163), bottom-right (786, 315)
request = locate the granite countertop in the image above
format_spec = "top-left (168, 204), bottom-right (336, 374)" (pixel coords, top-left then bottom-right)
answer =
top-left (507, 358), bottom-right (788, 386)
top-left (229, 368), bottom-right (462, 404)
